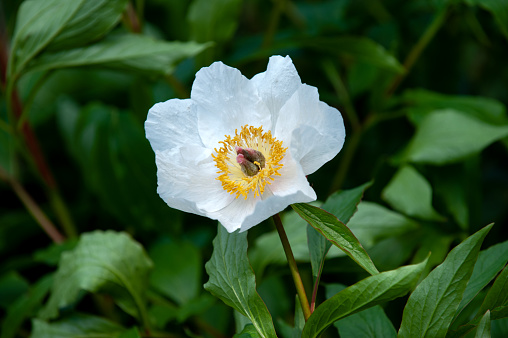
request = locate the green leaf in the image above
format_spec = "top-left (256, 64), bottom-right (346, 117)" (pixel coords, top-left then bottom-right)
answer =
top-left (400, 110), bottom-right (508, 165)
top-left (233, 324), bottom-right (261, 338)
top-left (26, 34), bottom-right (211, 76)
top-left (308, 182), bottom-right (372, 281)
top-left (187, 0), bottom-right (242, 43)
top-left (456, 240), bottom-right (508, 318)
top-left (401, 89), bottom-right (508, 126)
top-left (39, 231), bottom-right (153, 323)
top-left (398, 224), bottom-right (493, 338)
top-left (8, 0), bottom-right (128, 79)
top-left (301, 259), bottom-right (427, 338)
top-left (478, 264), bottom-right (508, 316)
top-left (475, 310), bottom-right (491, 338)
top-left (292, 203), bottom-right (378, 275)
top-left (302, 36), bottom-right (404, 73)
top-left (382, 165), bottom-right (444, 221)
top-left (0, 275), bottom-right (53, 338)
top-left (31, 313), bottom-right (133, 338)
top-left (334, 306), bottom-right (397, 338)
top-left (149, 240), bottom-right (202, 305)
top-left (468, 0), bottom-right (508, 40)
top-left (33, 240), bottom-right (78, 266)
top-left (0, 272), bottom-right (29, 308)
top-left (204, 224), bottom-right (277, 338)
top-left (346, 202), bottom-right (419, 247)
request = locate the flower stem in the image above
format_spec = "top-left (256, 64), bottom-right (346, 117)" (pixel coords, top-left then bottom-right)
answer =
top-left (272, 213), bottom-right (311, 320)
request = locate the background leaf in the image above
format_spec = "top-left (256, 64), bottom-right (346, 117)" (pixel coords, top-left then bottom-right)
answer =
top-left (475, 310), bottom-right (491, 338)
top-left (204, 224), bottom-right (276, 338)
top-left (398, 224), bottom-right (493, 338)
top-left (477, 264), bottom-right (508, 318)
top-left (39, 231), bottom-right (153, 322)
top-left (302, 259), bottom-right (427, 338)
top-left (382, 165), bottom-right (444, 221)
top-left (400, 110), bottom-right (508, 165)
top-left (333, 306), bottom-right (397, 338)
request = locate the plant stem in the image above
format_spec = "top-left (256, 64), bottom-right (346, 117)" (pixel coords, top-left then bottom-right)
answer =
top-left (0, 167), bottom-right (65, 244)
top-left (385, 8), bottom-right (447, 96)
top-left (272, 213), bottom-right (311, 320)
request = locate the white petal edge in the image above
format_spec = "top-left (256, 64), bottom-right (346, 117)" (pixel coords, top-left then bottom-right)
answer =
top-left (145, 99), bottom-right (203, 152)
top-left (191, 61), bottom-right (272, 149)
top-left (251, 55), bottom-right (302, 126)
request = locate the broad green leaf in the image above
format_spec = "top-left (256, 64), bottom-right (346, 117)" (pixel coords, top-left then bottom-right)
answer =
top-left (401, 89), bottom-right (508, 126)
top-left (401, 110), bottom-right (508, 165)
top-left (149, 240), bottom-right (201, 305)
top-left (478, 264), bottom-right (508, 317)
top-left (410, 227), bottom-right (454, 278)
top-left (302, 36), bottom-right (404, 73)
top-left (33, 240), bottom-right (78, 266)
top-left (346, 202), bottom-right (419, 247)
top-left (475, 311), bottom-right (491, 338)
top-left (8, 0), bottom-right (128, 79)
top-left (382, 165), bottom-right (444, 221)
top-left (456, 240), bottom-right (508, 318)
top-left (398, 224), bottom-right (493, 338)
top-left (308, 182), bottom-right (372, 281)
top-left (292, 203), bottom-right (379, 275)
top-left (187, 0), bottom-right (242, 43)
top-left (334, 306), bottom-right (397, 338)
top-left (39, 231), bottom-right (153, 321)
top-left (204, 224), bottom-right (277, 338)
top-left (26, 34), bottom-right (210, 76)
top-left (301, 259), bottom-right (427, 338)
top-left (1, 275), bottom-right (52, 338)
top-left (31, 313), bottom-right (133, 338)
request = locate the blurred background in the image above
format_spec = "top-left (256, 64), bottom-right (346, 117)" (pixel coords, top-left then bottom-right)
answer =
top-left (1, 0), bottom-right (508, 336)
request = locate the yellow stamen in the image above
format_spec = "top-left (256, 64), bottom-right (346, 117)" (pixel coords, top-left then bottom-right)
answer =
top-left (212, 125), bottom-right (287, 199)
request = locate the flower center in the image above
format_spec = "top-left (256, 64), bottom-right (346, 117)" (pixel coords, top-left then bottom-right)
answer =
top-left (212, 125), bottom-right (287, 199)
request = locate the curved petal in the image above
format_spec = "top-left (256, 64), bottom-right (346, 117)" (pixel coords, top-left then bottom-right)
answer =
top-left (155, 146), bottom-right (235, 217)
top-left (209, 152), bottom-right (316, 232)
top-left (251, 55), bottom-right (302, 125)
top-left (274, 84), bottom-right (345, 174)
top-left (145, 99), bottom-right (203, 152)
top-left (191, 62), bottom-right (271, 148)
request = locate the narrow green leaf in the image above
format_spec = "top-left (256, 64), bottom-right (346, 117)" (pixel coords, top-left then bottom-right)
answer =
top-left (398, 224), bottom-right (493, 338)
top-left (382, 165), bottom-right (444, 221)
top-left (187, 0), bottom-right (242, 43)
top-left (302, 259), bottom-right (427, 338)
top-left (294, 295), bottom-right (305, 337)
top-left (31, 313), bottom-right (132, 338)
top-left (0, 275), bottom-right (53, 338)
top-left (334, 306), bottom-right (397, 338)
top-left (456, 240), bottom-right (508, 318)
top-left (308, 182), bottom-right (372, 281)
top-left (26, 34), bottom-right (210, 76)
top-left (233, 324), bottom-right (261, 338)
top-left (478, 264), bottom-right (508, 317)
top-left (8, 0), bottom-right (128, 78)
top-left (401, 110), bottom-right (508, 165)
top-left (149, 241), bottom-right (201, 305)
top-left (39, 231), bottom-right (153, 323)
top-left (204, 224), bottom-right (277, 338)
top-left (292, 203), bottom-right (378, 275)
top-left (302, 36), bottom-right (404, 73)
top-left (475, 311), bottom-right (491, 338)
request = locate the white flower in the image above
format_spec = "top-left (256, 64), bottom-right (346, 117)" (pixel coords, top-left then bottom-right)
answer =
top-left (145, 55), bottom-right (345, 232)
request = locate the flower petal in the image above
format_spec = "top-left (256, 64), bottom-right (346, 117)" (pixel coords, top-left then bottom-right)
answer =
top-left (191, 62), bottom-right (271, 148)
top-left (145, 99), bottom-right (203, 152)
top-left (155, 146), bottom-right (235, 216)
top-left (251, 55), bottom-right (302, 124)
top-left (274, 84), bottom-right (345, 174)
